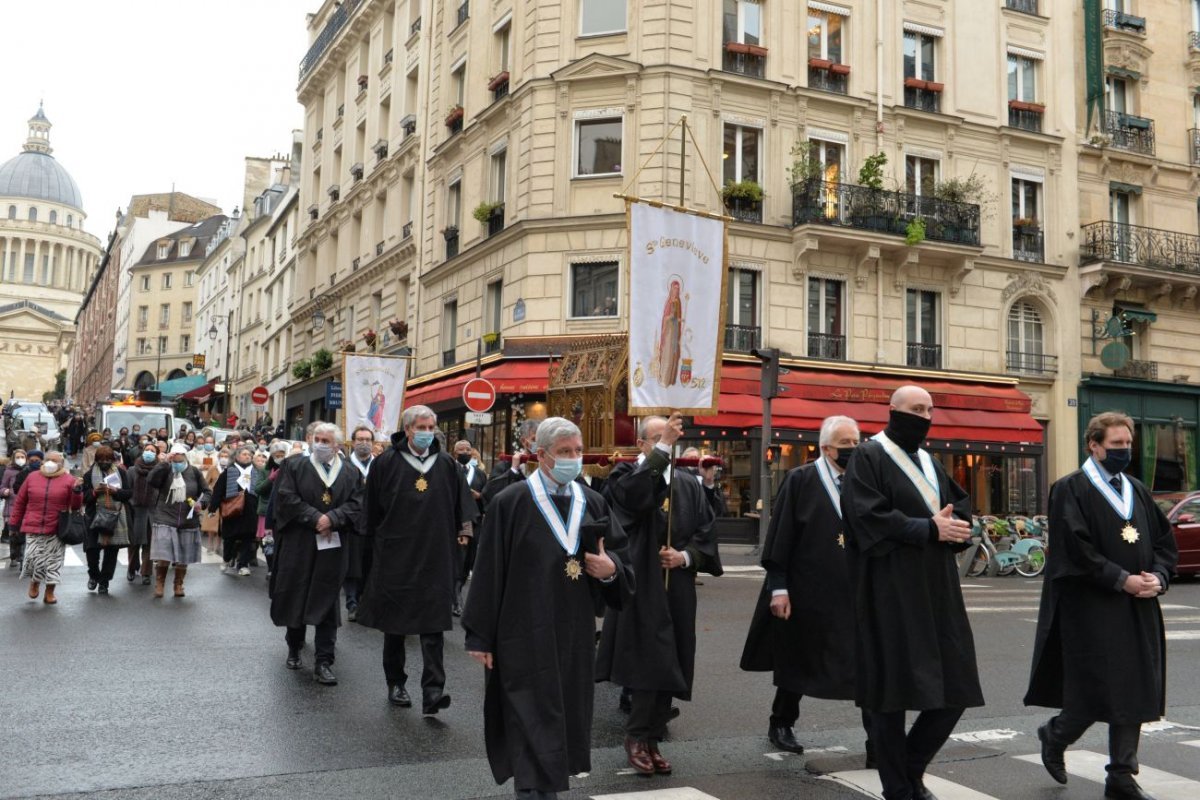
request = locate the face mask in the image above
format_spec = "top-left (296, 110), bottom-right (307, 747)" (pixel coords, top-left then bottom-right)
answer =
top-left (92, 441), bottom-right (101, 448)
top-left (886, 409), bottom-right (932, 451)
top-left (13, 458), bottom-right (25, 467)
top-left (354, 443), bottom-right (373, 459)
top-left (456, 453), bottom-right (472, 465)
top-left (549, 456), bottom-right (582, 485)
top-left (43, 462), bottom-right (60, 474)
top-left (204, 443), bottom-right (214, 452)
top-left (96, 461), bottom-right (113, 471)
top-left (411, 431), bottom-right (436, 451)
top-left (142, 451), bottom-right (156, 463)
top-left (528, 442), bottom-right (540, 456)
top-left (273, 455), bottom-right (285, 464)
top-left (220, 458), bottom-right (231, 468)
top-left (469, 458), bottom-right (479, 468)
top-left (29, 460), bottom-right (42, 470)
top-left (1100, 447), bottom-right (1132, 474)
top-left (171, 461), bottom-right (187, 473)
top-left (835, 447), bottom-right (855, 469)
top-left (312, 443), bottom-right (335, 463)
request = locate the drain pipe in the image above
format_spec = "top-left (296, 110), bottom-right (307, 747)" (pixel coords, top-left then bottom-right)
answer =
top-left (875, 0), bottom-right (887, 364)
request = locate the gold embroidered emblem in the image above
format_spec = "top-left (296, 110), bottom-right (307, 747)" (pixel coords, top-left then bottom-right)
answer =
top-left (837, 533), bottom-right (846, 549)
top-left (321, 490), bottom-right (332, 505)
top-left (565, 557), bottom-right (583, 581)
top-left (633, 362), bottom-right (645, 388)
top-left (415, 476), bottom-right (429, 492)
top-left (1120, 523), bottom-right (1140, 544)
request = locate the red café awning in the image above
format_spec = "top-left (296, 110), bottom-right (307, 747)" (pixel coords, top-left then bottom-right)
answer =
top-left (177, 379), bottom-right (219, 404)
top-left (404, 360), bottom-right (549, 407)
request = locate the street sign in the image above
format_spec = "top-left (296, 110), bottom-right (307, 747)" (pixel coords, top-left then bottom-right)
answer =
top-left (326, 380), bottom-right (343, 411)
top-left (250, 386), bottom-right (269, 406)
top-left (192, 353), bottom-right (206, 369)
top-left (462, 378), bottom-right (497, 413)
top-left (465, 411), bottom-right (494, 426)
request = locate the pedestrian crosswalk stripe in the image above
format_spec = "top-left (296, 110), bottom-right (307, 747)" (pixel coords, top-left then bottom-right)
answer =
top-left (1015, 750), bottom-right (1200, 800)
top-left (1181, 740), bottom-right (1200, 749)
top-left (1165, 631), bottom-right (1200, 640)
top-left (819, 769), bottom-right (1001, 800)
top-left (591, 789), bottom-right (721, 800)
top-left (63, 547), bottom-right (84, 567)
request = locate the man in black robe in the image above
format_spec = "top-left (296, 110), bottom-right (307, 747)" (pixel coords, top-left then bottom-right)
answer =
top-left (342, 425), bottom-right (375, 622)
top-left (841, 385), bottom-right (983, 800)
top-left (741, 415), bottom-right (871, 759)
top-left (596, 412), bottom-right (721, 777)
top-left (452, 439), bottom-right (487, 616)
top-left (269, 422), bottom-right (363, 686)
top-left (463, 417), bottom-right (634, 800)
top-left (681, 446), bottom-right (726, 517)
top-left (482, 418), bottom-right (540, 506)
top-left (358, 404), bottom-right (476, 714)
top-left (1025, 411), bottom-right (1178, 800)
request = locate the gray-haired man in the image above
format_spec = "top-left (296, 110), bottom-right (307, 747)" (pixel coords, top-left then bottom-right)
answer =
top-left (482, 417), bottom-right (541, 506)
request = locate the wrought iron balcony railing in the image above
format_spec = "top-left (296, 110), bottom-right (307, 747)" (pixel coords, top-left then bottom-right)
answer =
top-left (1190, 128), bottom-right (1200, 166)
top-left (1008, 104), bottom-right (1043, 132)
top-left (907, 342), bottom-right (942, 369)
top-left (725, 197), bottom-right (762, 223)
top-left (724, 324), bottom-right (761, 353)
top-left (808, 332), bottom-right (846, 360)
top-left (1006, 351), bottom-right (1058, 375)
top-left (808, 66), bottom-right (848, 95)
top-left (792, 180), bottom-right (981, 246)
top-left (487, 205), bottom-right (505, 237)
top-left (1114, 359), bottom-right (1157, 380)
top-left (1102, 109), bottom-right (1155, 156)
top-left (1080, 221), bottom-right (1200, 273)
top-left (1012, 225), bottom-right (1044, 263)
top-left (1189, 31), bottom-right (1200, 50)
top-left (402, 221), bottom-right (413, 239)
top-left (722, 50), bottom-right (765, 78)
top-left (1005, 0), bottom-right (1038, 14)
top-left (1103, 9), bottom-right (1146, 34)
top-left (904, 86), bottom-right (941, 113)
top-left (445, 230), bottom-right (460, 260)
top-left (299, 0), bottom-right (362, 80)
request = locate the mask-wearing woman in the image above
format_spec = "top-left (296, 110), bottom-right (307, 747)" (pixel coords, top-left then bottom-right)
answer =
top-left (2, 449), bottom-right (27, 562)
top-left (81, 432), bottom-right (102, 473)
top-left (127, 444), bottom-right (161, 585)
top-left (83, 446), bottom-right (133, 595)
top-left (9, 452), bottom-right (84, 605)
top-left (258, 441), bottom-right (291, 578)
top-left (147, 443), bottom-right (211, 599)
top-left (220, 445), bottom-right (263, 577)
top-left (199, 449), bottom-right (224, 556)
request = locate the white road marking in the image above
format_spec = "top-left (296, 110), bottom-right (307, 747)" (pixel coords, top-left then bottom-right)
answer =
top-left (820, 769), bottom-right (1001, 800)
top-left (950, 729), bottom-right (1022, 744)
top-left (592, 789), bottom-right (722, 800)
top-left (1142, 720), bottom-right (1200, 733)
top-left (763, 751), bottom-right (797, 761)
top-left (1180, 740), bottom-right (1200, 748)
top-left (63, 547), bottom-right (85, 567)
top-left (805, 746), bottom-right (850, 754)
top-left (1161, 604), bottom-right (1198, 610)
top-left (1165, 631), bottom-right (1200, 641)
top-left (1015, 750), bottom-right (1200, 800)
top-left (613, 768), bottom-right (642, 777)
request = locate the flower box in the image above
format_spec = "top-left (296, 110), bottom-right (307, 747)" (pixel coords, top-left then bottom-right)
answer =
top-left (808, 57), bottom-right (833, 70)
top-left (444, 106), bottom-right (464, 127)
top-left (486, 71), bottom-right (510, 92)
top-left (724, 41), bottom-right (768, 57)
top-left (1008, 99), bottom-right (1045, 113)
top-left (829, 63), bottom-right (851, 76)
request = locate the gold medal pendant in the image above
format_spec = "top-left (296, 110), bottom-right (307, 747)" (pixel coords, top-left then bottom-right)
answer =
top-left (565, 557), bottom-right (583, 581)
top-left (837, 533), bottom-right (846, 549)
top-left (322, 490), bottom-right (332, 505)
top-left (661, 497), bottom-right (670, 513)
top-left (415, 476), bottom-right (429, 492)
top-left (1121, 523), bottom-right (1140, 544)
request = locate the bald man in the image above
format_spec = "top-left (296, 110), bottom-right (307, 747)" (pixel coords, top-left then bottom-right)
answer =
top-left (841, 385), bottom-right (983, 800)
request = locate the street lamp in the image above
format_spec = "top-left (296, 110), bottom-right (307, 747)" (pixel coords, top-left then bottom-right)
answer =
top-left (206, 309), bottom-right (236, 417)
top-left (311, 306), bottom-right (325, 332)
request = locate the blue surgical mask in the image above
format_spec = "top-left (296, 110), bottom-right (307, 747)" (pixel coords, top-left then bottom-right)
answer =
top-left (171, 461), bottom-right (187, 473)
top-left (549, 457), bottom-right (582, 485)
top-left (204, 443), bottom-right (215, 452)
top-left (412, 431), bottom-right (436, 451)
top-left (142, 451), bottom-right (156, 463)
top-left (469, 458), bottom-right (478, 468)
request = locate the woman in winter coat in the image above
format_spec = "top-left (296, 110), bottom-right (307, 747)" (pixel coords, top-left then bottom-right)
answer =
top-left (2, 449), bottom-right (26, 559)
top-left (219, 445), bottom-right (263, 577)
top-left (82, 446), bottom-right (133, 595)
top-left (10, 452), bottom-right (84, 604)
top-left (127, 442), bottom-right (159, 585)
top-left (147, 444), bottom-right (211, 599)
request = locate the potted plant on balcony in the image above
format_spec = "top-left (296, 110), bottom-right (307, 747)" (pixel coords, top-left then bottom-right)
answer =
top-left (445, 104), bottom-right (465, 128)
top-left (487, 71), bottom-right (510, 92)
top-left (721, 179), bottom-right (763, 220)
top-left (1013, 217), bottom-right (1039, 230)
top-left (362, 328), bottom-right (378, 350)
top-left (482, 331), bottom-right (500, 347)
top-left (931, 173), bottom-right (993, 242)
top-left (441, 225), bottom-right (459, 241)
top-left (787, 141), bottom-right (824, 224)
top-left (357, 74), bottom-right (369, 92)
top-left (472, 200), bottom-right (504, 224)
top-left (388, 318), bottom-right (409, 339)
top-left (850, 152), bottom-right (890, 230)
top-left (292, 359), bottom-right (313, 380)
top-left (904, 218), bottom-right (926, 247)
top-left (311, 348), bottom-right (334, 373)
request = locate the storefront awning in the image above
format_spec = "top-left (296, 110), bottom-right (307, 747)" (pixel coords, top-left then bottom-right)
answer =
top-left (177, 378), bottom-right (219, 403)
top-left (156, 374), bottom-right (208, 400)
top-left (404, 360), bottom-right (549, 407)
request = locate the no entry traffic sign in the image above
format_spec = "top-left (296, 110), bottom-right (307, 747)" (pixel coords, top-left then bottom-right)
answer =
top-left (462, 378), bottom-right (497, 413)
top-left (250, 386), bottom-right (270, 406)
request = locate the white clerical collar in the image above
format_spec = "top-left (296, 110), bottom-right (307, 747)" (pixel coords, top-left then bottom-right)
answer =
top-left (409, 444), bottom-right (430, 458)
top-left (637, 445), bottom-right (672, 484)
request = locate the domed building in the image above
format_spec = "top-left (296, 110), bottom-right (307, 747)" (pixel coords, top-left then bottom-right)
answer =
top-left (0, 103), bottom-right (101, 400)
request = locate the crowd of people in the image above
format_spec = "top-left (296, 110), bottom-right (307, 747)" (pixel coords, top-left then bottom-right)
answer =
top-left (0, 387), bottom-right (1180, 800)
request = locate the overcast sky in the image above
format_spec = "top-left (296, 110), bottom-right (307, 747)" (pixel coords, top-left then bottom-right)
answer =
top-left (0, 0), bottom-right (309, 241)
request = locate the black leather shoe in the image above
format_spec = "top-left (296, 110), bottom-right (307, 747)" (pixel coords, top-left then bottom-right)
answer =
top-left (423, 694), bottom-right (451, 715)
top-left (1105, 778), bottom-right (1156, 800)
top-left (313, 664), bottom-right (338, 685)
top-left (388, 685), bottom-right (412, 707)
top-left (767, 724), bottom-right (805, 754)
top-left (1037, 724), bottom-right (1068, 785)
top-left (285, 649), bottom-right (302, 670)
top-left (912, 779), bottom-right (938, 800)
top-left (98, 582), bottom-right (108, 594)
top-left (87, 579), bottom-right (98, 591)
top-left (346, 603), bottom-right (357, 623)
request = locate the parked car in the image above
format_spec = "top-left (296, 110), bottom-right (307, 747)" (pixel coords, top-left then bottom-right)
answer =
top-left (1165, 492), bottom-right (1200, 578)
top-left (6, 412), bottom-right (61, 452)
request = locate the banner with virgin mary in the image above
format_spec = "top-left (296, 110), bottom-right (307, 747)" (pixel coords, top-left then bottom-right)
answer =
top-left (342, 353), bottom-right (411, 441)
top-left (628, 202), bottom-right (727, 415)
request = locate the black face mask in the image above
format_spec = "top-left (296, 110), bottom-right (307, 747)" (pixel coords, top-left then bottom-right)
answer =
top-left (885, 409), bottom-right (932, 452)
top-left (835, 447), bottom-right (856, 469)
top-left (96, 461), bottom-right (113, 470)
top-left (1100, 447), bottom-right (1132, 474)
top-left (456, 453), bottom-right (473, 465)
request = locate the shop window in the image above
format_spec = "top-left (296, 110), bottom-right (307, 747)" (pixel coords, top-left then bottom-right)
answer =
top-left (570, 260), bottom-right (619, 318)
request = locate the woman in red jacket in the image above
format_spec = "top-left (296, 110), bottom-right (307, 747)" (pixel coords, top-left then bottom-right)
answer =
top-left (10, 451), bottom-right (84, 604)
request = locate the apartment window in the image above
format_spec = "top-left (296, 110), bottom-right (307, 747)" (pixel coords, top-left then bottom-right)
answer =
top-left (137, 305), bottom-right (149, 330)
top-left (575, 117), bottom-right (622, 177)
top-left (184, 270), bottom-right (195, 287)
top-left (807, 277), bottom-right (845, 360)
top-left (1007, 302), bottom-right (1045, 365)
top-left (178, 241), bottom-right (192, 258)
top-left (158, 336), bottom-right (169, 354)
top-left (451, 61), bottom-right (466, 108)
top-left (180, 334), bottom-right (191, 353)
top-left (1105, 76), bottom-right (1128, 115)
top-left (157, 243), bottom-right (170, 259)
top-left (571, 261), bottom-right (619, 317)
top-left (1111, 190), bottom-right (1132, 225)
top-left (903, 32), bottom-right (936, 82)
top-left (137, 338), bottom-right (148, 356)
top-left (723, 0), bottom-right (762, 46)
top-left (906, 289), bottom-right (940, 368)
top-left (1011, 178), bottom-right (1040, 224)
top-left (485, 279), bottom-right (503, 333)
top-left (905, 155), bottom-right (938, 198)
top-left (447, 180), bottom-right (462, 229)
top-left (159, 303), bottom-right (170, 328)
top-left (722, 124), bottom-right (761, 185)
top-left (162, 272), bottom-right (173, 290)
top-left (491, 147), bottom-right (507, 203)
top-left (496, 20), bottom-right (511, 72)
top-left (442, 300), bottom-right (458, 366)
top-left (1007, 55), bottom-right (1037, 102)
top-left (140, 275), bottom-right (150, 291)
top-left (807, 11), bottom-right (844, 63)
top-left (182, 301), bottom-right (193, 324)
top-left (810, 139), bottom-right (845, 183)
top-left (580, 0), bottom-right (626, 36)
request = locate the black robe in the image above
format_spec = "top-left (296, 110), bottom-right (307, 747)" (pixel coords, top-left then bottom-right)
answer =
top-left (841, 438), bottom-right (984, 713)
top-left (343, 456), bottom-right (373, 583)
top-left (462, 478), bottom-right (634, 794)
top-left (740, 462), bottom-right (855, 699)
top-left (595, 448), bottom-right (721, 699)
top-left (357, 434), bottom-right (476, 635)
top-left (269, 455), bottom-right (363, 629)
top-left (482, 462), bottom-right (527, 507)
top-left (1024, 468), bottom-right (1178, 723)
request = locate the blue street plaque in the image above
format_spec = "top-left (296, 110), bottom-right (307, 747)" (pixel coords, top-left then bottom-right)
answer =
top-left (326, 380), bottom-right (343, 410)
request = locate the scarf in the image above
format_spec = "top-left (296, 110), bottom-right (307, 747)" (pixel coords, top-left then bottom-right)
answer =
top-left (169, 468), bottom-right (188, 504)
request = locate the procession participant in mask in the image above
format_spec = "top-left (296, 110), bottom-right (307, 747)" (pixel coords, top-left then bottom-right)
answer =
top-left (127, 442), bottom-right (160, 585)
top-left (11, 452), bottom-right (83, 605)
top-left (255, 441), bottom-right (292, 579)
top-left (219, 446), bottom-right (264, 577)
top-left (482, 418), bottom-right (541, 506)
top-left (82, 446), bottom-right (133, 595)
top-left (342, 426), bottom-right (377, 622)
top-left (146, 443), bottom-right (211, 599)
top-left (2, 449), bottom-right (27, 565)
top-left (451, 439), bottom-right (487, 617)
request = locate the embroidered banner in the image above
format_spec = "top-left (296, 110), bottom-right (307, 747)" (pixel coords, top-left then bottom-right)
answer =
top-left (342, 353), bottom-right (410, 441)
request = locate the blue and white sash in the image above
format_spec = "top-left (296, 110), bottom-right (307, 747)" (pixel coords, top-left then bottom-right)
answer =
top-left (871, 431), bottom-right (940, 515)
top-left (814, 456), bottom-right (843, 520)
top-left (1082, 457), bottom-right (1133, 520)
top-left (527, 469), bottom-right (585, 556)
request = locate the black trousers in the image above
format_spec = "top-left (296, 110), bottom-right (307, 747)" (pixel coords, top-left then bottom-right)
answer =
top-left (1048, 713), bottom-right (1140, 780)
top-left (8, 531), bottom-right (25, 561)
top-left (869, 707), bottom-right (964, 800)
top-left (285, 604), bottom-right (338, 666)
top-left (222, 529), bottom-right (257, 568)
top-left (626, 690), bottom-right (674, 742)
top-left (772, 687), bottom-right (874, 737)
top-left (86, 545), bottom-right (121, 584)
top-left (383, 632), bottom-right (445, 701)
top-left (127, 543), bottom-right (151, 575)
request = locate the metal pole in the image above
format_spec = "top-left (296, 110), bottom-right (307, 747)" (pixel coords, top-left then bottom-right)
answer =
top-left (475, 336), bottom-right (482, 378)
top-left (758, 395), bottom-right (772, 553)
top-left (224, 309), bottom-right (233, 418)
top-left (679, 116), bottom-right (687, 207)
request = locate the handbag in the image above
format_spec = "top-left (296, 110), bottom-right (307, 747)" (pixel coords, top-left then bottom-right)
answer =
top-left (57, 509), bottom-right (87, 546)
top-left (220, 490), bottom-right (245, 520)
top-left (90, 491), bottom-right (121, 534)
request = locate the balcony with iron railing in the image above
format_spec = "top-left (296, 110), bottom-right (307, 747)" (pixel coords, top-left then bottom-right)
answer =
top-left (722, 43), bottom-right (766, 78)
top-left (1114, 359), bottom-right (1158, 380)
top-left (488, 71), bottom-right (510, 103)
top-left (903, 79), bottom-right (942, 113)
top-left (724, 324), bottom-right (761, 353)
top-left (725, 197), bottom-right (762, 224)
top-left (792, 180), bottom-right (981, 247)
top-left (487, 205), bottom-right (505, 238)
top-left (1103, 8), bottom-right (1146, 34)
top-left (1101, 109), bottom-right (1155, 156)
top-left (1008, 101), bottom-right (1044, 133)
top-left (1190, 128), bottom-right (1200, 165)
top-left (807, 62), bottom-right (849, 95)
top-left (1005, 0), bottom-right (1039, 14)
top-left (808, 332), bottom-right (846, 361)
top-left (444, 227), bottom-right (460, 260)
top-left (402, 221), bottom-right (413, 239)
top-left (1006, 351), bottom-right (1058, 376)
top-left (1012, 224), bottom-right (1044, 263)
top-left (1080, 221), bottom-right (1200, 274)
top-left (299, 0), bottom-right (363, 80)
top-left (906, 342), bottom-right (942, 369)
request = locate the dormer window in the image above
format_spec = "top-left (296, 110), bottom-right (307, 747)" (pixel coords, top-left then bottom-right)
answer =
top-left (157, 242), bottom-right (171, 260)
top-left (178, 241), bottom-right (193, 258)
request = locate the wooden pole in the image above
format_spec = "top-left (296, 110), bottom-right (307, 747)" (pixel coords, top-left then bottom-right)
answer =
top-left (664, 442), bottom-right (676, 590)
top-left (678, 116), bottom-right (687, 207)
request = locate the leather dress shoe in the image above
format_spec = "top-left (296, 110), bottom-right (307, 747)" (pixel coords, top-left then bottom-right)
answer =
top-left (623, 736), bottom-right (655, 776)
top-left (423, 694), bottom-right (452, 715)
top-left (389, 685), bottom-right (412, 707)
top-left (1037, 724), bottom-right (1068, 784)
top-left (767, 724), bottom-right (805, 754)
top-left (285, 649), bottom-right (302, 670)
top-left (1104, 778), bottom-right (1157, 800)
top-left (647, 741), bottom-right (672, 775)
top-left (912, 779), bottom-right (938, 800)
top-left (87, 579), bottom-right (98, 591)
top-left (313, 664), bottom-right (338, 685)
top-left (669, 706), bottom-right (680, 721)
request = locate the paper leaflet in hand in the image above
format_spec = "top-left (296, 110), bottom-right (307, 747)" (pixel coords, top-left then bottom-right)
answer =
top-left (103, 473), bottom-right (122, 489)
top-left (317, 531), bottom-right (341, 550)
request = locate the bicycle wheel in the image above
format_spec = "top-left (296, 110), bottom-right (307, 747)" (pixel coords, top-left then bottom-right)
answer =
top-left (966, 546), bottom-right (989, 577)
top-left (1016, 542), bottom-right (1046, 577)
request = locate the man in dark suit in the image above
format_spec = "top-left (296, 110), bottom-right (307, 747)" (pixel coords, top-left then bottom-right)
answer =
top-left (453, 439), bottom-right (488, 616)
